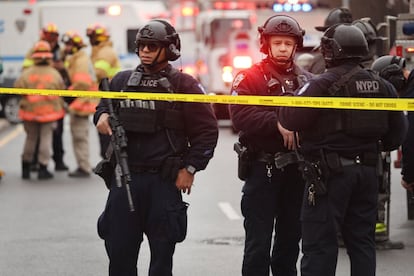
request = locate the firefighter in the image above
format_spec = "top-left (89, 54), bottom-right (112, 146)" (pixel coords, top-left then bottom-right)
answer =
top-left (23, 22), bottom-right (70, 172)
top-left (279, 24), bottom-right (407, 276)
top-left (14, 40), bottom-right (66, 180)
top-left (308, 7), bottom-right (353, 74)
top-left (86, 23), bottom-right (121, 159)
top-left (94, 19), bottom-right (218, 275)
top-left (62, 31), bottom-right (98, 178)
top-left (229, 15), bottom-right (312, 276)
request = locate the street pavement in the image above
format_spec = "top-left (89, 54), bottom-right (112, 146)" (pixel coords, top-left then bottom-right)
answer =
top-left (0, 120), bottom-right (413, 275)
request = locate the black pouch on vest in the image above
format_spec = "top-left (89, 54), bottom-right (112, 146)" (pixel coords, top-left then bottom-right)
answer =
top-left (167, 201), bottom-right (189, 243)
top-left (118, 107), bottom-right (158, 133)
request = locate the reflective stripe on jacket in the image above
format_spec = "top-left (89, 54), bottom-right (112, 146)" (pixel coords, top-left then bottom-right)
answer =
top-left (65, 50), bottom-right (99, 116)
top-left (14, 65), bottom-right (65, 122)
top-left (91, 40), bottom-right (121, 82)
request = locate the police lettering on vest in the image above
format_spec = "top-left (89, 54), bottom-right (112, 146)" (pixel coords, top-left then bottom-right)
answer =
top-left (355, 80), bottom-right (380, 93)
top-left (303, 67), bottom-right (390, 140)
top-left (118, 69), bottom-right (184, 134)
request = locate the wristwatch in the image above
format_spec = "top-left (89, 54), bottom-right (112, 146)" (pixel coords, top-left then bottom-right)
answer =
top-left (185, 165), bottom-right (197, 175)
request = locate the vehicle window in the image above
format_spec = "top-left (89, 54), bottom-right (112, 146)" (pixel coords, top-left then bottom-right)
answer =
top-left (210, 18), bottom-right (251, 47)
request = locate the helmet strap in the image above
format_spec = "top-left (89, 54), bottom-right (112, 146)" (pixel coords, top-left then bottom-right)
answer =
top-left (268, 44), bottom-right (296, 67)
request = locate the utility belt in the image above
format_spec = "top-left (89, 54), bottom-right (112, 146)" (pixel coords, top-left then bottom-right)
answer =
top-left (233, 142), bottom-right (299, 181)
top-left (255, 151), bottom-right (299, 169)
top-left (319, 151), bottom-right (378, 173)
top-left (94, 155), bottom-right (183, 189)
top-left (301, 150), bottom-right (379, 207)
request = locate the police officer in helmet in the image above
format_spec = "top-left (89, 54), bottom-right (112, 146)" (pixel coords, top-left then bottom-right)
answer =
top-left (94, 19), bottom-right (218, 275)
top-left (229, 15), bottom-right (312, 276)
top-left (279, 24), bottom-right (407, 276)
top-left (308, 7), bottom-right (353, 74)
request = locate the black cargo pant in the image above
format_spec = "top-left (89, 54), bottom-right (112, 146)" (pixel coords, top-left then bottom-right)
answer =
top-left (300, 164), bottom-right (377, 276)
top-left (97, 171), bottom-right (188, 276)
top-left (241, 161), bottom-right (304, 276)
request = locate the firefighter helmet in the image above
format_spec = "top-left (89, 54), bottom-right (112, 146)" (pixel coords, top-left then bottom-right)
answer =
top-left (31, 40), bottom-right (53, 59)
top-left (42, 23), bottom-right (59, 35)
top-left (41, 23), bottom-right (59, 43)
top-left (371, 55), bottom-right (407, 91)
top-left (258, 15), bottom-right (305, 53)
top-left (61, 31), bottom-right (86, 49)
top-left (315, 8), bottom-right (353, 32)
top-left (135, 19), bottom-right (181, 61)
top-left (321, 24), bottom-right (368, 67)
top-left (86, 23), bottom-right (110, 44)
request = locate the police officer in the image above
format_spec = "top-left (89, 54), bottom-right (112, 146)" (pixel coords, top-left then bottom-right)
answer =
top-left (279, 24), bottom-right (407, 276)
top-left (94, 20), bottom-right (218, 275)
top-left (352, 18), bottom-right (381, 68)
top-left (308, 7), bottom-right (353, 74)
top-left (370, 55), bottom-right (408, 248)
top-left (371, 55), bottom-right (414, 227)
top-left (229, 15), bottom-right (312, 276)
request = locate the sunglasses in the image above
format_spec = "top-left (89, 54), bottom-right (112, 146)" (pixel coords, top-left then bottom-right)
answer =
top-left (138, 42), bottom-right (161, 52)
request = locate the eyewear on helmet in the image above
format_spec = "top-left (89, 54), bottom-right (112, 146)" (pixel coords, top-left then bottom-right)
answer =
top-left (138, 42), bottom-right (162, 52)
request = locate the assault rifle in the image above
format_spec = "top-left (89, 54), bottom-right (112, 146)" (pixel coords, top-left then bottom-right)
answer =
top-left (99, 78), bottom-right (135, 212)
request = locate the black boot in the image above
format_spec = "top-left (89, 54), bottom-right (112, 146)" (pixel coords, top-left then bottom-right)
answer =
top-left (38, 164), bottom-right (53, 180)
top-left (22, 161), bottom-right (31, 180)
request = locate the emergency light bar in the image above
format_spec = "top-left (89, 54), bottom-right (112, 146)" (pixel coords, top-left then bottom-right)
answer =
top-left (272, 3), bottom-right (312, 12)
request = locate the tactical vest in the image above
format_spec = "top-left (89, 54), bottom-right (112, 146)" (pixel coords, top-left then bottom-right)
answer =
top-left (117, 67), bottom-right (185, 135)
top-left (303, 66), bottom-right (390, 141)
top-left (260, 60), bottom-right (309, 95)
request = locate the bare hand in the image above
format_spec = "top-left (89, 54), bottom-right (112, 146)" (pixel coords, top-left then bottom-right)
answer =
top-left (176, 168), bottom-right (194, 195)
top-left (96, 113), bottom-right (112, 135)
top-left (277, 121), bottom-right (298, 150)
top-left (401, 179), bottom-right (414, 193)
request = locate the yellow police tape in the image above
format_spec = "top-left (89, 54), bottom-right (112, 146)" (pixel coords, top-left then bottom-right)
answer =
top-left (1, 87), bottom-right (414, 111)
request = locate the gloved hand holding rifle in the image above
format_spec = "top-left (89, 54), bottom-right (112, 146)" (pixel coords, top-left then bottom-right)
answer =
top-left (94, 77), bottom-right (135, 212)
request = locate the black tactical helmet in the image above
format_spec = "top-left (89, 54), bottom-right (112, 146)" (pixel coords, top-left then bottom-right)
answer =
top-left (352, 18), bottom-right (378, 45)
top-left (258, 15), bottom-right (305, 54)
top-left (321, 24), bottom-right (368, 66)
top-left (315, 8), bottom-right (353, 32)
top-left (371, 55), bottom-right (406, 91)
top-left (135, 19), bottom-right (181, 61)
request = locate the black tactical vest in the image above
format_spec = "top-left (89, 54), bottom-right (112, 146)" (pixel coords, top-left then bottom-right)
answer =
top-left (303, 66), bottom-right (390, 141)
top-left (117, 67), bottom-right (185, 134)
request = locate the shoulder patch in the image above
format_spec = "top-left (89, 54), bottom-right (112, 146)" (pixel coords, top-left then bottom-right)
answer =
top-left (232, 73), bottom-right (246, 89)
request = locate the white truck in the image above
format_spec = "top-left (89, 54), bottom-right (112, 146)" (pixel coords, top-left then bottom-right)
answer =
top-left (0, 0), bottom-right (169, 123)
